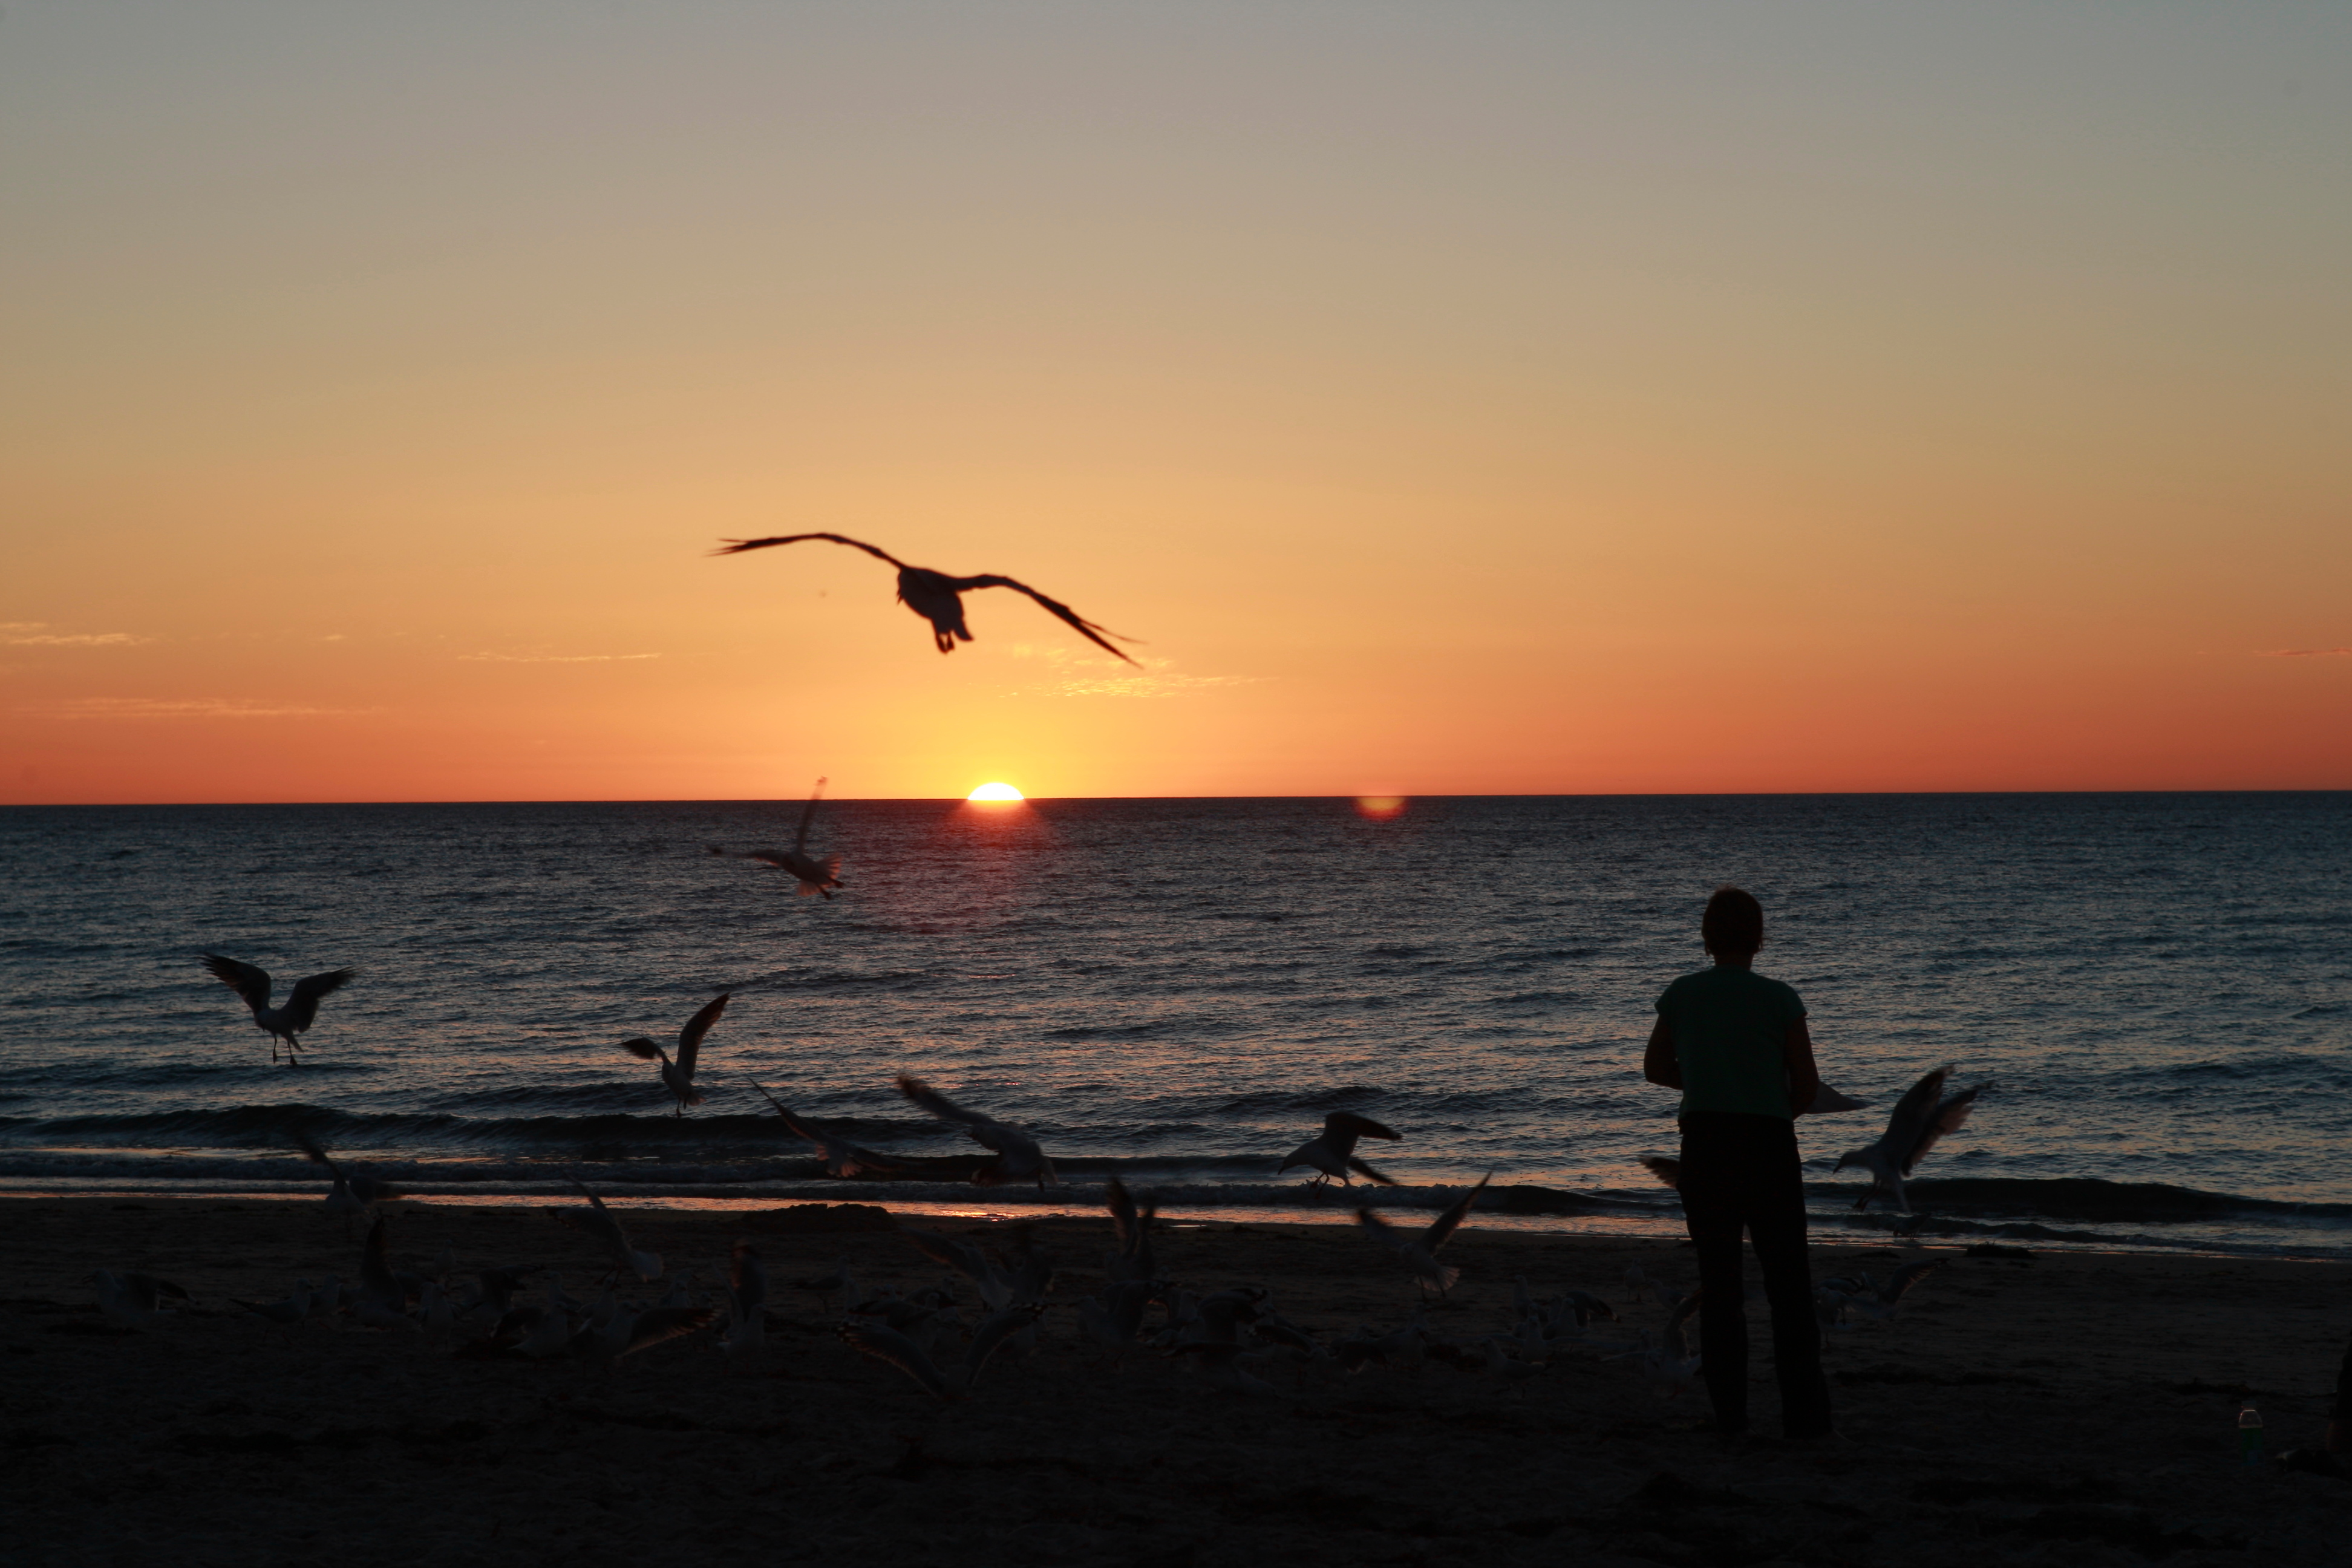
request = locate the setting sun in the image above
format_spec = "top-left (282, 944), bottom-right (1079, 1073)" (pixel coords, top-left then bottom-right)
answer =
top-left (967, 782), bottom-right (1025, 802)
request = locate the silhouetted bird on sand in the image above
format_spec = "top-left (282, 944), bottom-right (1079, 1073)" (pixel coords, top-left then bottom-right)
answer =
top-left (200, 954), bottom-right (355, 1065)
top-left (1279, 1112), bottom-right (1403, 1186)
top-left (709, 777), bottom-right (843, 899)
top-left (712, 532), bottom-right (1138, 664)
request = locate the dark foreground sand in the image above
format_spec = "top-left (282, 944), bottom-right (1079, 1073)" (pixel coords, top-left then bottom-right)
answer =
top-left (4, 1196), bottom-right (2349, 1568)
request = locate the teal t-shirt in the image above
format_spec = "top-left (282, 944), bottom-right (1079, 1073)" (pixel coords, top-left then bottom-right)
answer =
top-left (1655, 965), bottom-right (1807, 1120)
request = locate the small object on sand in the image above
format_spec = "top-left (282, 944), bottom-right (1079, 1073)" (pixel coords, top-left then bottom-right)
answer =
top-left (619, 994), bottom-right (730, 1116)
top-left (1279, 1112), bottom-right (1402, 1187)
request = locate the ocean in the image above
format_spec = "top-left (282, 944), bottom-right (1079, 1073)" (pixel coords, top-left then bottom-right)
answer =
top-left (2, 794), bottom-right (2347, 1257)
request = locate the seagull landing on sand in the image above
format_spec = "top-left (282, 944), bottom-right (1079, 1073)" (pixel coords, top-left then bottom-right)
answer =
top-left (742, 1079), bottom-right (903, 1177)
top-left (1279, 1112), bottom-right (1402, 1187)
top-left (556, 1179), bottom-right (663, 1283)
top-left (1835, 1066), bottom-right (1989, 1212)
top-left (1355, 1175), bottom-right (1489, 1298)
top-left (199, 953), bottom-right (354, 1065)
top-left (293, 1131), bottom-right (402, 1229)
top-left (895, 1074), bottom-right (1056, 1188)
top-left (712, 532), bottom-right (1139, 665)
top-left (709, 777), bottom-right (844, 899)
top-left (619, 994), bottom-right (730, 1116)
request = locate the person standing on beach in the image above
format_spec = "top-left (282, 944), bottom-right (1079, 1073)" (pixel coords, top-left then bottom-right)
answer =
top-left (1643, 886), bottom-right (1834, 1440)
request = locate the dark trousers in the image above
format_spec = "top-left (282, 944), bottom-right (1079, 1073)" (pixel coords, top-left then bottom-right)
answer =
top-left (1678, 1111), bottom-right (1832, 1437)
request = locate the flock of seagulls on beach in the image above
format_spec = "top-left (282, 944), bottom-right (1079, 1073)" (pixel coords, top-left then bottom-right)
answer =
top-left (82, 1164), bottom-right (1980, 1410)
top-left (150, 528), bottom-right (2015, 1411)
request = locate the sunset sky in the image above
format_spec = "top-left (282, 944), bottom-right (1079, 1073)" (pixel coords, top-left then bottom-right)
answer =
top-left (4, 2), bottom-right (2347, 803)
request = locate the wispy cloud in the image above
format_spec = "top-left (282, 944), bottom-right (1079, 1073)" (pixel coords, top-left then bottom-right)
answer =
top-left (1000, 647), bottom-right (1263, 699)
top-left (458, 652), bottom-right (662, 664)
top-left (0, 621), bottom-right (150, 647)
top-left (21, 697), bottom-right (361, 720)
top-left (2257, 647), bottom-right (2352, 658)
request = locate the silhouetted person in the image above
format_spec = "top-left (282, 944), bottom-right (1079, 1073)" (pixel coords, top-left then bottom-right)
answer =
top-left (1643, 886), bottom-right (1833, 1439)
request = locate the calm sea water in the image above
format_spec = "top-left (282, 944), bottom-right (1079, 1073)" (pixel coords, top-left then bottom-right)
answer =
top-left (2, 795), bottom-right (2347, 1256)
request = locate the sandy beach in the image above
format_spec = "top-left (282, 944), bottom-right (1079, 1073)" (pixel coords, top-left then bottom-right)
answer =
top-left (4, 1195), bottom-right (2348, 1567)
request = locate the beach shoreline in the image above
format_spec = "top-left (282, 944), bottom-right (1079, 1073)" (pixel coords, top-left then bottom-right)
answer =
top-left (7, 1195), bottom-right (2348, 1567)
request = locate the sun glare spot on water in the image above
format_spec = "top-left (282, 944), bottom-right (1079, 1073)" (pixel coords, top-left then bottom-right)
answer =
top-left (967, 782), bottom-right (1025, 803)
top-left (1354, 795), bottom-right (1407, 820)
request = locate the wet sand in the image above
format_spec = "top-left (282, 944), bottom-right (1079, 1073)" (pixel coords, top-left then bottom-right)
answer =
top-left (4, 1195), bottom-right (2347, 1567)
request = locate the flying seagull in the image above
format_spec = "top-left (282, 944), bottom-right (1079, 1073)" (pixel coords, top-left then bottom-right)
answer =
top-left (1355, 1174), bottom-right (1490, 1298)
top-left (199, 954), bottom-right (354, 1065)
top-left (556, 1178), bottom-right (664, 1282)
top-left (1279, 1112), bottom-right (1402, 1186)
top-left (743, 1079), bottom-right (903, 1176)
top-left (293, 1132), bottom-right (403, 1230)
top-left (619, 994), bottom-right (730, 1116)
top-left (712, 532), bottom-right (1138, 665)
top-left (895, 1074), bottom-right (1056, 1188)
top-left (709, 777), bottom-right (844, 899)
top-left (1835, 1066), bottom-right (1989, 1212)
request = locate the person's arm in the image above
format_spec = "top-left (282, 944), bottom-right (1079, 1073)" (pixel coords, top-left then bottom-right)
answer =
top-left (1783, 1015), bottom-right (1822, 1116)
top-left (1643, 1014), bottom-right (1682, 1090)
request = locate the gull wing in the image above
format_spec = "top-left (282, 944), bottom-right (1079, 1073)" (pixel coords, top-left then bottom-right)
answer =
top-left (1344, 1157), bottom-right (1398, 1186)
top-left (675, 994), bottom-right (730, 1080)
top-left (794, 778), bottom-right (826, 855)
top-left (897, 1074), bottom-right (1030, 1157)
top-left (839, 1321), bottom-right (962, 1400)
top-left (1105, 1177), bottom-right (1152, 1253)
top-left (899, 1227), bottom-right (993, 1287)
top-left (1808, 1082), bottom-right (1871, 1114)
top-left (965, 1303), bottom-right (1045, 1388)
top-left (1885, 1257), bottom-right (1950, 1302)
top-left (1419, 1174), bottom-right (1492, 1252)
top-left (1875, 1067), bottom-right (1952, 1164)
top-left (711, 531), bottom-right (909, 568)
top-left (950, 575), bottom-right (1140, 665)
top-left (619, 1307), bottom-right (717, 1359)
top-left (1327, 1112), bottom-right (1401, 1142)
top-left (558, 1180), bottom-right (632, 1259)
top-left (200, 953), bottom-right (272, 1013)
top-left (744, 1080), bottom-right (901, 1172)
top-left (1903, 1085), bottom-right (1986, 1175)
top-left (620, 1037), bottom-right (665, 1062)
top-left (292, 1130), bottom-right (341, 1175)
top-left (1638, 1155), bottom-right (1683, 1189)
top-left (1353, 1206), bottom-right (1409, 1259)
top-left (283, 968), bottom-right (355, 1030)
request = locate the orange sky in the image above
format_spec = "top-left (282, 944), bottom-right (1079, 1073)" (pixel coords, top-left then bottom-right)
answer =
top-left (4, 4), bottom-right (2348, 803)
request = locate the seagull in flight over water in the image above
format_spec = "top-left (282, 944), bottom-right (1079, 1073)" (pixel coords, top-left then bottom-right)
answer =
top-left (1835, 1065), bottom-right (1988, 1213)
top-left (712, 532), bottom-right (1139, 665)
top-left (896, 1074), bottom-right (1057, 1188)
top-left (199, 954), bottom-right (355, 1065)
top-left (743, 1079), bottom-right (904, 1177)
top-left (710, 777), bottom-right (844, 899)
top-left (619, 994), bottom-right (730, 1116)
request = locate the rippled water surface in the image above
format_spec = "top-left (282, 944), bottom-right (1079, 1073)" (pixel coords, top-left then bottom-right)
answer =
top-left (2, 795), bottom-right (2347, 1253)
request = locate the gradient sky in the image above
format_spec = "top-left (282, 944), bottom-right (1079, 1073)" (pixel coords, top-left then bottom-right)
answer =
top-left (4, 2), bottom-right (2347, 803)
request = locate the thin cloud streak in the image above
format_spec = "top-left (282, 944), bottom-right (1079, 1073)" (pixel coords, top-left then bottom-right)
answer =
top-left (21, 697), bottom-right (363, 720)
top-left (2257, 648), bottom-right (2352, 658)
top-left (1, 622), bottom-right (149, 647)
top-left (457, 652), bottom-right (662, 664)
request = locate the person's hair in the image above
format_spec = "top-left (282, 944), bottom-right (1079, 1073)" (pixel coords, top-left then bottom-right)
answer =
top-left (1701, 885), bottom-right (1764, 956)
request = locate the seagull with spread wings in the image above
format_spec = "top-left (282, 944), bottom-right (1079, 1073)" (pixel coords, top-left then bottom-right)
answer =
top-left (1354, 1174), bottom-right (1489, 1298)
top-left (743, 1079), bottom-right (904, 1177)
top-left (555, 1178), bottom-right (664, 1282)
top-left (1834, 1066), bottom-right (1989, 1212)
top-left (619, 994), bottom-right (730, 1116)
top-left (713, 532), bottom-right (1138, 664)
top-left (1279, 1112), bottom-right (1403, 1187)
top-left (199, 954), bottom-right (355, 1065)
top-left (895, 1074), bottom-right (1057, 1188)
top-left (708, 777), bottom-right (844, 899)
